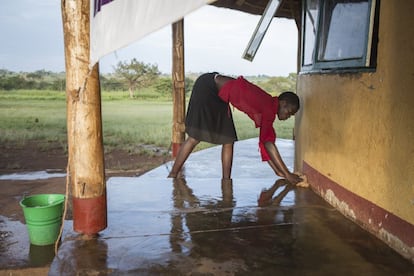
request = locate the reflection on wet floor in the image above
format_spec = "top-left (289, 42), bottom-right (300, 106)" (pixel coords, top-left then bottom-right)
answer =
top-left (50, 173), bottom-right (413, 275)
top-left (1, 138), bottom-right (413, 274)
top-left (29, 244), bottom-right (55, 267)
top-left (52, 175), bottom-right (413, 275)
top-left (258, 179), bottom-right (294, 207)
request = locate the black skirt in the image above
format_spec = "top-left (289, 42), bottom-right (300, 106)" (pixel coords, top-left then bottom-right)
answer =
top-left (185, 73), bottom-right (238, 144)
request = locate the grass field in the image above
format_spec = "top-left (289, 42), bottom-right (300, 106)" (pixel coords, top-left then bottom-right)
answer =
top-left (0, 90), bottom-right (294, 153)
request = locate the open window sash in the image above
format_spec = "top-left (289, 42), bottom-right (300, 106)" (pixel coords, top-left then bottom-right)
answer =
top-left (242, 0), bottom-right (282, 61)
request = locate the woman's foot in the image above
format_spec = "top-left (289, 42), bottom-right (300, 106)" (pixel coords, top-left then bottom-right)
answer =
top-left (167, 172), bottom-right (177, 178)
top-left (221, 178), bottom-right (233, 204)
top-left (168, 169), bottom-right (185, 179)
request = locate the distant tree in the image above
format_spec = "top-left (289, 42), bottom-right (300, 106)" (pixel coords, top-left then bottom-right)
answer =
top-left (113, 58), bottom-right (160, 98)
top-left (154, 76), bottom-right (195, 97)
top-left (286, 73), bottom-right (297, 84)
top-left (184, 77), bottom-right (194, 96)
top-left (0, 70), bottom-right (67, 90)
top-left (154, 77), bottom-right (172, 96)
top-left (0, 69), bottom-right (13, 77)
top-left (0, 75), bottom-right (25, 90)
top-left (100, 74), bottom-right (125, 91)
top-left (260, 73), bottom-right (297, 95)
top-left (26, 71), bottom-right (43, 80)
top-left (51, 78), bottom-right (66, 91)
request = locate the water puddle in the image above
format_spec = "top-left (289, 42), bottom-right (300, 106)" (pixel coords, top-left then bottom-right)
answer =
top-left (0, 170), bottom-right (66, 180)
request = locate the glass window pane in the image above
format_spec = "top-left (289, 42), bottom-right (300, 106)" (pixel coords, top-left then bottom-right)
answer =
top-left (318, 0), bottom-right (369, 61)
top-left (303, 0), bottom-right (320, 66)
top-left (243, 0), bottom-right (281, 61)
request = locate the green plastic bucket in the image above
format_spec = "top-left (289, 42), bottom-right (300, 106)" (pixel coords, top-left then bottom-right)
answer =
top-left (20, 194), bottom-right (65, 246)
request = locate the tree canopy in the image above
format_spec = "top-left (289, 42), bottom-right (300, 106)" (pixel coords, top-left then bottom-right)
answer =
top-left (113, 58), bottom-right (160, 98)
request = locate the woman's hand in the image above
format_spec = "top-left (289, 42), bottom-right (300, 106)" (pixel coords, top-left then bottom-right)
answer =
top-left (285, 173), bottom-right (303, 185)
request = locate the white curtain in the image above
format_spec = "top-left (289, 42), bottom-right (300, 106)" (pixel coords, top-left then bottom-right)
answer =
top-left (90, 0), bottom-right (216, 67)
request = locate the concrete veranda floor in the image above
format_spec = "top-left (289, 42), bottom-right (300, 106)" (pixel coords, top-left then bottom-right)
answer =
top-left (1, 138), bottom-right (413, 275)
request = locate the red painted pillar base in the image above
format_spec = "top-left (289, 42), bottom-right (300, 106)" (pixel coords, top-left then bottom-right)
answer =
top-left (73, 192), bottom-right (107, 235)
top-left (171, 142), bottom-right (182, 158)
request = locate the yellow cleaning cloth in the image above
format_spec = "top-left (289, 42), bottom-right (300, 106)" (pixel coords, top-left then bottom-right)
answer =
top-left (294, 172), bottom-right (309, 188)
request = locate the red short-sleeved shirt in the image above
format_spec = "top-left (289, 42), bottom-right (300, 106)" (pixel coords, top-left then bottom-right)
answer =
top-left (218, 76), bottom-right (279, 161)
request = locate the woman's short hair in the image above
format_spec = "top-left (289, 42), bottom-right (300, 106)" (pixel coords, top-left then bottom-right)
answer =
top-left (279, 91), bottom-right (300, 110)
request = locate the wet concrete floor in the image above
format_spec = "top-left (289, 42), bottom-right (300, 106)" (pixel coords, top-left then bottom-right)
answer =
top-left (1, 138), bottom-right (413, 275)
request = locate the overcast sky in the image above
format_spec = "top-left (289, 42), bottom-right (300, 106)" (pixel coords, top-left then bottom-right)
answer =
top-left (0, 1), bottom-right (298, 76)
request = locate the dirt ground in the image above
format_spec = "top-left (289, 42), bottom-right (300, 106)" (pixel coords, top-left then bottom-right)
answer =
top-left (0, 142), bottom-right (172, 274)
top-left (0, 141), bottom-right (172, 221)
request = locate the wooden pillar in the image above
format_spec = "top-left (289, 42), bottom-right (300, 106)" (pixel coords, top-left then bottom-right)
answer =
top-left (171, 19), bottom-right (186, 157)
top-left (61, 0), bottom-right (107, 235)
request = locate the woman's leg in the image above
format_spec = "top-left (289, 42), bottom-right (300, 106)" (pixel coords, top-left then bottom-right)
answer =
top-left (168, 136), bottom-right (200, 178)
top-left (221, 143), bottom-right (234, 180)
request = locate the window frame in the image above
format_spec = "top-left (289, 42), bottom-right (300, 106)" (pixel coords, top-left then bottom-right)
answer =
top-left (300, 0), bottom-right (379, 73)
top-left (242, 0), bottom-right (282, 61)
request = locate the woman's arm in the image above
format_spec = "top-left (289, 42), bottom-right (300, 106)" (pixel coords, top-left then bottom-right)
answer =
top-left (264, 141), bottom-right (302, 185)
top-left (267, 159), bottom-right (284, 177)
top-left (214, 74), bottom-right (235, 90)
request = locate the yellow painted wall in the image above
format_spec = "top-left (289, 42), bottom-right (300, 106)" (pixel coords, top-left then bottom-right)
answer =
top-left (295, 1), bottom-right (414, 225)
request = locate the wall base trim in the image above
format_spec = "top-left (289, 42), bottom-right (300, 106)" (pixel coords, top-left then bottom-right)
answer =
top-left (303, 161), bottom-right (414, 262)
